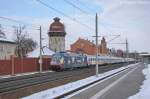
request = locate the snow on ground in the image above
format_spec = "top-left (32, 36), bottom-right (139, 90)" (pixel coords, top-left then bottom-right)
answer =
top-left (0, 70), bottom-right (53, 79)
top-left (128, 64), bottom-right (150, 99)
top-left (22, 63), bottom-right (138, 99)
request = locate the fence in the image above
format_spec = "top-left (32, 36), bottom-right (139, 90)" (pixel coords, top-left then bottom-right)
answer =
top-left (0, 57), bottom-right (51, 76)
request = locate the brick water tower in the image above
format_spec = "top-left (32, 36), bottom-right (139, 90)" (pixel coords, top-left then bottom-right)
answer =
top-left (48, 17), bottom-right (66, 52)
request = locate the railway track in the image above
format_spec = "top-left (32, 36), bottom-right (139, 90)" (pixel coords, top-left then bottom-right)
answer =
top-left (0, 62), bottom-right (131, 98)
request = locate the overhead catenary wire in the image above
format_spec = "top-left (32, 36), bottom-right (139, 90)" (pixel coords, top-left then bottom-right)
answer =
top-left (63, 0), bottom-right (95, 27)
top-left (0, 1), bottom-right (122, 39)
top-left (63, 0), bottom-right (88, 14)
top-left (0, 16), bottom-right (49, 32)
top-left (76, 0), bottom-right (95, 13)
top-left (0, 0), bottom-right (93, 31)
top-left (0, 16), bottom-right (31, 27)
top-left (36, 0), bottom-right (121, 34)
top-left (64, 0), bottom-right (100, 28)
top-left (107, 35), bottom-right (120, 43)
top-left (35, 0), bottom-right (94, 31)
top-left (0, 16), bottom-right (49, 43)
top-left (66, 0), bottom-right (125, 35)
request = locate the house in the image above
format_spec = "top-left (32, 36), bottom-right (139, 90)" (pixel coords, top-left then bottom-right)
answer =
top-left (0, 32), bottom-right (16, 59)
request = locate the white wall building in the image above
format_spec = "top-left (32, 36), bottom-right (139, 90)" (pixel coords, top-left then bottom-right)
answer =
top-left (0, 32), bottom-right (16, 60)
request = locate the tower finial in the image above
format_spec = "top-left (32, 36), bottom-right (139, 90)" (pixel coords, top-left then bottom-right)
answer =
top-left (53, 17), bottom-right (60, 22)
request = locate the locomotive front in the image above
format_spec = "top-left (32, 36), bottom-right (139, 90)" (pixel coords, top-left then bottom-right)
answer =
top-left (50, 52), bottom-right (67, 71)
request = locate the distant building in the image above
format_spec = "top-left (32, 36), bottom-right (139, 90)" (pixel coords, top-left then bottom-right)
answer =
top-left (99, 37), bottom-right (108, 55)
top-left (139, 53), bottom-right (150, 64)
top-left (116, 49), bottom-right (124, 57)
top-left (48, 17), bottom-right (66, 52)
top-left (0, 32), bottom-right (16, 60)
top-left (70, 37), bottom-right (108, 55)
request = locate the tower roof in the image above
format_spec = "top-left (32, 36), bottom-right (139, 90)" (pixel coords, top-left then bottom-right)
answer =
top-left (49, 17), bottom-right (65, 32)
top-left (48, 17), bottom-right (66, 37)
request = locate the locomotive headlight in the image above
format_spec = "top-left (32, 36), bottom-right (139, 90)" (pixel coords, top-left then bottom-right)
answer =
top-left (60, 57), bottom-right (64, 64)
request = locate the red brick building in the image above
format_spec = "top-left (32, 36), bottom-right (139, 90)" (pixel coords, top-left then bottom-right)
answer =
top-left (70, 37), bottom-right (108, 55)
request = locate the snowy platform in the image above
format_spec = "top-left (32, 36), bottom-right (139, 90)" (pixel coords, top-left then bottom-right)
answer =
top-left (128, 64), bottom-right (150, 99)
top-left (22, 63), bottom-right (140, 99)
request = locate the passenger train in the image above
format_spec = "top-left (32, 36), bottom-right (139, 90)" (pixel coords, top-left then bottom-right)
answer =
top-left (50, 51), bottom-right (135, 71)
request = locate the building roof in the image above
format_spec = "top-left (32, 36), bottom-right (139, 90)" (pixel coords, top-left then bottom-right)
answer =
top-left (74, 38), bottom-right (95, 46)
top-left (0, 31), bottom-right (15, 44)
top-left (140, 53), bottom-right (150, 57)
top-left (0, 37), bottom-right (15, 44)
top-left (72, 37), bottom-right (107, 47)
top-left (27, 46), bottom-right (55, 57)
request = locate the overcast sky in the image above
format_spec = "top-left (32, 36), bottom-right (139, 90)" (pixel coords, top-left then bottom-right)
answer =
top-left (0, 0), bottom-right (150, 53)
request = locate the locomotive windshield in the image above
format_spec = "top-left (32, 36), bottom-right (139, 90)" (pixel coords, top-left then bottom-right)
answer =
top-left (51, 53), bottom-right (65, 64)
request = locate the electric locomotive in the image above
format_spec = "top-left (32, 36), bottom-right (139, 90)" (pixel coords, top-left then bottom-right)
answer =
top-left (50, 52), bottom-right (87, 71)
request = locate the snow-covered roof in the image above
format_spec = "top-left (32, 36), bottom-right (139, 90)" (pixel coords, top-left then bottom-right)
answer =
top-left (0, 32), bottom-right (15, 44)
top-left (27, 47), bottom-right (55, 57)
top-left (0, 37), bottom-right (15, 44)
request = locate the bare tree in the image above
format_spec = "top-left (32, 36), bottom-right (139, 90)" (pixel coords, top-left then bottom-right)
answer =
top-left (13, 25), bottom-right (37, 57)
top-left (23, 38), bottom-right (37, 55)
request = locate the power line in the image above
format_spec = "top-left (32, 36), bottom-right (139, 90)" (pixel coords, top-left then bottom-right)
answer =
top-left (0, 16), bottom-right (28, 26)
top-left (63, 0), bottom-right (95, 23)
top-left (76, 0), bottom-right (94, 12)
top-left (109, 43), bottom-right (126, 44)
top-left (63, 0), bottom-right (88, 14)
top-left (35, 0), bottom-right (117, 33)
top-left (64, 0), bottom-right (98, 26)
top-left (107, 35), bottom-right (120, 43)
top-left (36, 0), bottom-right (94, 31)
top-left (0, 16), bottom-right (39, 28)
top-left (0, 16), bottom-right (46, 33)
